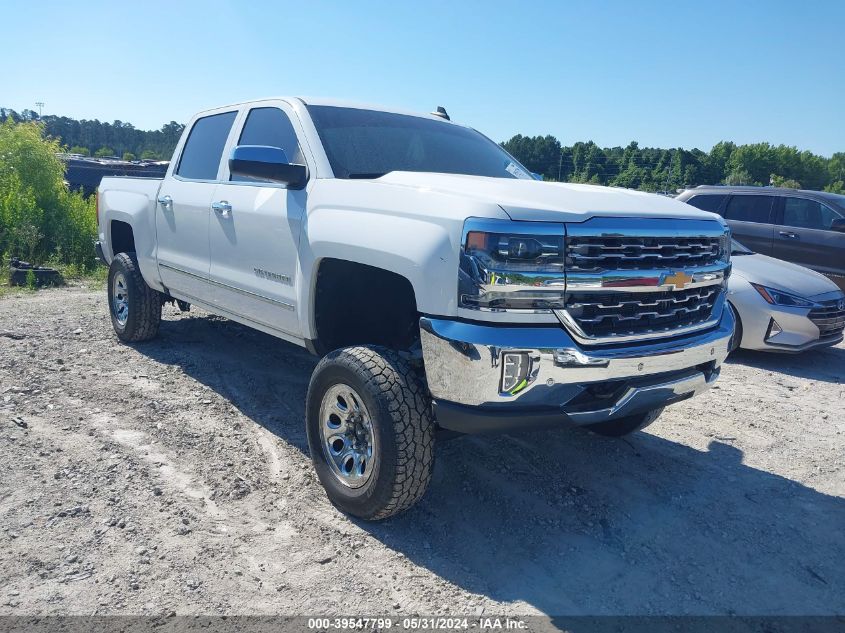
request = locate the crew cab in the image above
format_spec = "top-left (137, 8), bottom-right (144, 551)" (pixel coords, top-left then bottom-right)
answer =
top-left (97, 98), bottom-right (734, 519)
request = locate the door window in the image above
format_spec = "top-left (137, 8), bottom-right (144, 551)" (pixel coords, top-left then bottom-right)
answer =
top-left (686, 194), bottom-right (726, 213)
top-left (176, 111), bottom-right (237, 180)
top-left (232, 107), bottom-right (304, 182)
top-left (782, 197), bottom-right (843, 230)
top-left (724, 195), bottom-right (774, 223)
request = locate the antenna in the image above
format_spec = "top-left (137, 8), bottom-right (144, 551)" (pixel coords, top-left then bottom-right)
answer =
top-left (431, 106), bottom-right (450, 121)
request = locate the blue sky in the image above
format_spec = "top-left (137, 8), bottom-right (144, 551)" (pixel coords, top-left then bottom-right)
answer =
top-left (4, 0), bottom-right (844, 155)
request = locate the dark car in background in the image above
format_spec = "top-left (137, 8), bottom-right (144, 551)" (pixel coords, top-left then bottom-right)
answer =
top-left (677, 186), bottom-right (845, 291)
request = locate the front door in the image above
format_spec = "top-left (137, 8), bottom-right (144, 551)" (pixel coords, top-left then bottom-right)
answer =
top-left (207, 105), bottom-right (308, 337)
top-left (155, 110), bottom-right (238, 300)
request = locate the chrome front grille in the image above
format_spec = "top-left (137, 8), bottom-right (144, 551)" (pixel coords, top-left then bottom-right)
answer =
top-left (809, 301), bottom-right (845, 341)
top-left (564, 287), bottom-right (721, 339)
top-left (566, 235), bottom-right (724, 272)
top-left (558, 217), bottom-right (730, 344)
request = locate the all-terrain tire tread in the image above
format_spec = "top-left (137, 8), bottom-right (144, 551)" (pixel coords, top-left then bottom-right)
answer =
top-left (311, 346), bottom-right (434, 520)
top-left (111, 252), bottom-right (161, 342)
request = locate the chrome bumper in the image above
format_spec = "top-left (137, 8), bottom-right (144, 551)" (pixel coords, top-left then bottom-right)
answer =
top-left (420, 306), bottom-right (734, 432)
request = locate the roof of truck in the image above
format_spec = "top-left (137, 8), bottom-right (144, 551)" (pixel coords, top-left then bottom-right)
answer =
top-left (193, 97), bottom-right (460, 125)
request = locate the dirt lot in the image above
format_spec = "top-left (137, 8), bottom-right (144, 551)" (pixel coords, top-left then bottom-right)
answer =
top-left (1, 285), bottom-right (843, 616)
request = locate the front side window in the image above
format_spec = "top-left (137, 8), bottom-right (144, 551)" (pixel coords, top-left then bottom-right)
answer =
top-left (306, 105), bottom-right (532, 180)
top-left (782, 197), bottom-right (843, 230)
top-left (724, 195), bottom-right (774, 223)
top-left (686, 194), bottom-right (727, 213)
top-left (176, 111), bottom-right (237, 180)
top-left (232, 107), bottom-right (305, 182)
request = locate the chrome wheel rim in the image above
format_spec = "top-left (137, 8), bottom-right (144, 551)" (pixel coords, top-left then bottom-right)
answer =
top-left (111, 272), bottom-right (129, 326)
top-left (318, 383), bottom-right (376, 489)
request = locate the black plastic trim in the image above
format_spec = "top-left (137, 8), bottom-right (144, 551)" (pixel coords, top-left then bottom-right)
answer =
top-left (95, 241), bottom-right (108, 266)
top-left (432, 400), bottom-right (571, 435)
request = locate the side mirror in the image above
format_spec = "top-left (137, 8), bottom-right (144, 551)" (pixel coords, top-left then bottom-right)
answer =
top-left (229, 145), bottom-right (307, 189)
top-left (830, 218), bottom-right (845, 233)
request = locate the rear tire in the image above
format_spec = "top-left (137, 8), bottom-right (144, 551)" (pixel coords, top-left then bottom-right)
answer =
top-left (585, 408), bottom-right (663, 437)
top-left (108, 252), bottom-right (161, 342)
top-left (306, 346), bottom-right (435, 520)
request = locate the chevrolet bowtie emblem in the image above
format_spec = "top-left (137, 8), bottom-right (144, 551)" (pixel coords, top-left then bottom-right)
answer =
top-left (663, 271), bottom-right (694, 289)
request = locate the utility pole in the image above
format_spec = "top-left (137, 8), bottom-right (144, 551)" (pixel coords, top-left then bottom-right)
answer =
top-left (558, 151), bottom-right (563, 181)
top-left (35, 102), bottom-right (44, 118)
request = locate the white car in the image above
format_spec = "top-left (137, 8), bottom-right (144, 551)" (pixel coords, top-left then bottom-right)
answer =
top-left (728, 240), bottom-right (845, 352)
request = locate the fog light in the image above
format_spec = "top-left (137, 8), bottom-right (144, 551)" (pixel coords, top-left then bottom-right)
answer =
top-left (765, 318), bottom-right (783, 340)
top-left (501, 352), bottom-right (531, 395)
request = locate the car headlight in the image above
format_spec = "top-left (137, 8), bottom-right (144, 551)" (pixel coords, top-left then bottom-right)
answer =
top-left (750, 283), bottom-right (814, 307)
top-left (459, 218), bottom-right (565, 311)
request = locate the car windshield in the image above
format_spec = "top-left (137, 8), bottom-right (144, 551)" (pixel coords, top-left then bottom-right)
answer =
top-left (306, 105), bottom-right (533, 180)
top-left (731, 239), bottom-right (753, 255)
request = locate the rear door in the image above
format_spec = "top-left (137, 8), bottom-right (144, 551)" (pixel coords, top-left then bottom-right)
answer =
top-left (772, 195), bottom-right (845, 282)
top-left (207, 102), bottom-right (309, 337)
top-left (722, 194), bottom-right (776, 255)
top-left (155, 110), bottom-right (238, 300)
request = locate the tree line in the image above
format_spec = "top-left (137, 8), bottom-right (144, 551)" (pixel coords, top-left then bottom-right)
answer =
top-left (502, 135), bottom-right (845, 194)
top-left (2, 107), bottom-right (843, 193)
top-left (0, 108), bottom-right (184, 161)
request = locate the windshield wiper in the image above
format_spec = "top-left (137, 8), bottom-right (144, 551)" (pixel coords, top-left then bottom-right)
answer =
top-left (347, 172), bottom-right (388, 179)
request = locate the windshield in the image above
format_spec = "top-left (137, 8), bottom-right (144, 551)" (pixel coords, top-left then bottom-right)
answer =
top-left (731, 239), bottom-right (753, 255)
top-left (307, 105), bottom-right (532, 180)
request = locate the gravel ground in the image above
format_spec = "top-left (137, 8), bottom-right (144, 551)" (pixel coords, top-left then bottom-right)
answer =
top-left (0, 285), bottom-right (843, 617)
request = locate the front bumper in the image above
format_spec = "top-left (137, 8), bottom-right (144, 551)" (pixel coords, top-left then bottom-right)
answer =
top-left (735, 290), bottom-right (845, 353)
top-left (420, 307), bottom-right (734, 433)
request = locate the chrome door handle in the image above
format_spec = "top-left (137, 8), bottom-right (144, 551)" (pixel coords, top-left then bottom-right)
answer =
top-left (778, 230), bottom-right (798, 239)
top-left (212, 200), bottom-right (232, 217)
top-left (157, 195), bottom-right (173, 210)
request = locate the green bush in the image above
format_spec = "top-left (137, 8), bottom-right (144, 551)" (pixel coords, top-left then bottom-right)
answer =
top-left (0, 117), bottom-right (97, 271)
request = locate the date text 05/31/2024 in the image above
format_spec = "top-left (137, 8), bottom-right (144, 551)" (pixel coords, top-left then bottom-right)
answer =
top-left (306, 617), bottom-right (528, 630)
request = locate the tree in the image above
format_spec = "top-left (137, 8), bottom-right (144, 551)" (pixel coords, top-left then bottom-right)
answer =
top-left (724, 168), bottom-right (754, 186)
top-left (501, 134), bottom-right (561, 180)
top-left (122, 152), bottom-right (136, 161)
top-left (68, 145), bottom-right (90, 156)
top-left (94, 147), bottom-right (115, 158)
top-left (0, 119), bottom-right (96, 268)
top-left (770, 174), bottom-right (801, 189)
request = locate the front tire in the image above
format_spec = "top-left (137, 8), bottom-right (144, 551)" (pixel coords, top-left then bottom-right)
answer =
top-left (306, 346), bottom-right (435, 520)
top-left (108, 252), bottom-right (161, 342)
top-left (585, 407), bottom-right (664, 437)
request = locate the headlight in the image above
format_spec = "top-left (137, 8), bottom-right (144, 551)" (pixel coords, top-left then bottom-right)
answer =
top-left (750, 283), bottom-right (814, 307)
top-left (459, 219), bottom-right (565, 311)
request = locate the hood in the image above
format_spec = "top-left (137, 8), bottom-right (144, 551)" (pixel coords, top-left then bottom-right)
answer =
top-left (374, 172), bottom-right (720, 223)
top-left (731, 253), bottom-right (840, 299)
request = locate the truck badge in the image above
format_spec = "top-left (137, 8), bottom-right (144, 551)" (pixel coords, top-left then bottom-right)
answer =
top-left (663, 271), bottom-right (693, 290)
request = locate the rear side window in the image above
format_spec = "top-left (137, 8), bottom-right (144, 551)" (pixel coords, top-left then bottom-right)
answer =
top-left (233, 107), bottom-right (304, 182)
top-left (724, 195), bottom-right (774, 223)
top-left (685, 194), bottom-right (726, 212)
top-left (176, 111), bottom-right (237, 180)
top-left (782, 197), bottom-right (843, 230)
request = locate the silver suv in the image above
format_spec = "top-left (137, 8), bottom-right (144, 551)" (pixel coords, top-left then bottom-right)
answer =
top-left (677, 186), bottom-right (845, 291)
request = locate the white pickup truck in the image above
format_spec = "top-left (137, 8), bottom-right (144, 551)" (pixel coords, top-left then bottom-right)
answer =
top-left (97, 98), bottom-right (734, 519)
